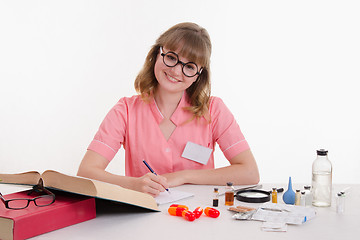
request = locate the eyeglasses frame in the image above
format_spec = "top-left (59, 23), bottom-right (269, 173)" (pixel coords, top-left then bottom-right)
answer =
top-left (0, 178), bottom-right (55, 210)
top-left (160, 47), bottom-right (203, 78)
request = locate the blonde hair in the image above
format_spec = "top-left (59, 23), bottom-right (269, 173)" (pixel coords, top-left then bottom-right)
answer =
top-left (134, 22), bottom-right (212, 120)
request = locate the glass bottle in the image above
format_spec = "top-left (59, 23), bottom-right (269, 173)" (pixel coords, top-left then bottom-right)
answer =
top-left (300, 191), bottom-right (306, 206)
top-left (225, 182), bottom-right (234, 206)
top-left (336, 192), bottom-right (345, 214)
top-left (271, 188), bottom-right (277, 203)
top-left (303, 185), bottom-right (313, 206)
top-left (213, 188), bottom-right (219, 207)
top-left (295, 189), bottom-right (301, 205)
top-left (312, 149), bottom-right (332, 207)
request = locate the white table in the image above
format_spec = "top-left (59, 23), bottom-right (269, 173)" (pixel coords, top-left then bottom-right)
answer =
top-left (1, 183), bottom-right (359, 239)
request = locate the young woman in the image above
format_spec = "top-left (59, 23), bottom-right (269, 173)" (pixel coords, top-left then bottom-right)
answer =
top-left (77, 22), bottom-right (259, 197)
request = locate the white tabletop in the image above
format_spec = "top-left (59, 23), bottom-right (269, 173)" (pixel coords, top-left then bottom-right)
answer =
top-left (1, 183), bottom-right (359, 240)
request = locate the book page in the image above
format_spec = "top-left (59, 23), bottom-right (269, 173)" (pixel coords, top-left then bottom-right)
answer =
top-left (0, 171), bottom-right (40, 185)
top-left (93, 180), bottom-right (159, 211)
top-left (42, 170), bottom-right (159, 211)
top-left (0, 217), bottom-right (14, 240)
top-left (1, 170), bottom-right (160, 212)
top-left (155, 189), bottom-right (194, 205)
top-left (42, 170), bottom-right (97, 196)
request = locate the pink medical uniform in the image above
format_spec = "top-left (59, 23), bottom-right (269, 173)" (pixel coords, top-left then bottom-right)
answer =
top-left (88, 94), bottom-right (250, 177)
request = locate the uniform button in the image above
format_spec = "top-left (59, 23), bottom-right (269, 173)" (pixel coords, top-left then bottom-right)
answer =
top-left (165, 148), bottom-right (171, 152)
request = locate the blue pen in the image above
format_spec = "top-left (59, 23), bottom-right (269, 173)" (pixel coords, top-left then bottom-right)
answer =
top-left (143, 160), bottom-right (170, 193)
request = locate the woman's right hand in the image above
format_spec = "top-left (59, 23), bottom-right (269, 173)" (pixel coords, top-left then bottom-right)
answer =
top-left (131, 173), bottom-right (169, 197)
top-left (78, 150), bottom-right (169, 197)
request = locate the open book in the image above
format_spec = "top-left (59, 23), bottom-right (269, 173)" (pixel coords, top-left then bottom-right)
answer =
top-left (0, 170), bottom-right (159, 211)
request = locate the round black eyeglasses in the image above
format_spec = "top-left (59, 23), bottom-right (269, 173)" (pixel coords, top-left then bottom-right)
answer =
top-left (160, 47), bottom-right (203, 78)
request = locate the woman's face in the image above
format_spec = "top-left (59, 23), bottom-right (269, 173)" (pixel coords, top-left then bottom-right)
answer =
top-left (154, 46), bottom-right (200, 95)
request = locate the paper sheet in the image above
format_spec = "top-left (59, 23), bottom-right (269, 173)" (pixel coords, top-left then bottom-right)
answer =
top-left (155, 189), bottom-right (194, 205)
top-left (251, 202), bottom-right (316, 225)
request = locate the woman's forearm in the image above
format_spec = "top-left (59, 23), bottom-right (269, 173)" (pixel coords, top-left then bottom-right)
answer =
top-left (77, 153), bottom-right (135, 189)
top-left (164, 164), bottom-right (259, 187)
top-left (163, 150), bottom-right (260, 187)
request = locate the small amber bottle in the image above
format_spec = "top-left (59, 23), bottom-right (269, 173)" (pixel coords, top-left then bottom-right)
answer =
top-left (213, 188), bottom-right (219, 207)
top-left (271, 188), bottom-right (278, 203)
top-left (225, 182), bottom-right (235, 206)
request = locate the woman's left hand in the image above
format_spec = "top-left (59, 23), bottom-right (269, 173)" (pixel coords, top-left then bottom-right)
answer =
top-left (161, 170), bottom-right (188, 188)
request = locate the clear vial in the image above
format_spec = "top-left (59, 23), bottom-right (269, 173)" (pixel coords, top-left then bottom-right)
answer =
top-left (225, 182), bottom-right (234, 206)
top-left (312, 149), bottom-right (332, 207)
top-left (304, 185), bottom-right (313, 206)
top-left (336, 192), bottom-right (345, 214)
top-left (300, 191), bottom-right (306, 206)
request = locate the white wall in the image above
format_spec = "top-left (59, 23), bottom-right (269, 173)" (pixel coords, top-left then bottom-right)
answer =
top-left (1, 0), bottom-right (359, 185)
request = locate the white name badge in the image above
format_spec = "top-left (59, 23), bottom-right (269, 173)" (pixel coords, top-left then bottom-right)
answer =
top-left (181, 141), bottom-right (213, 165)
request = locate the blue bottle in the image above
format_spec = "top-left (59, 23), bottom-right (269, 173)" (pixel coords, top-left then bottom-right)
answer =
top-left (283, 177), bottom-right (296, 204)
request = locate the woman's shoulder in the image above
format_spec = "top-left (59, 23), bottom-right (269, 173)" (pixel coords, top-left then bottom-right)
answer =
top-left (209, 96), bottom-right (226, 110)
top-left (111, 94), bottom-right (146, 111)
top-left (116, 94), bottom-right (144, 105)
top-left (209, 96), bottom-right (233, 118)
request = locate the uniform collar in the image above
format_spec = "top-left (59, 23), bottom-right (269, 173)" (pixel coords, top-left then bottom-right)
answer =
top-left (149, 92), bottom-right (193, 126)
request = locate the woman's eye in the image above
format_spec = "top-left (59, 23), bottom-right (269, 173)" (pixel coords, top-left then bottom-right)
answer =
top-left (166, 55), bottom-right (177, 62)
top-left (185, 64), bottom-right (196, 71)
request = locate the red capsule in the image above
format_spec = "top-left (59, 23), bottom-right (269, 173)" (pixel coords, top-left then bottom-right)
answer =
top-left (182, 210), bottom-right (196, 221)
top-left (168, 207), bottom-right (187, 216)
top-left (193, 207), bottom-right (203, 219)
top-left (204, 207), bottom-right (220, 218)
top-left (169, 204), bottom-right (189, 210)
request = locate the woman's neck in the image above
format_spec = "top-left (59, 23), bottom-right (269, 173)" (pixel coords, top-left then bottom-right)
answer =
top-left (154, 90), bottom-right (184, 119)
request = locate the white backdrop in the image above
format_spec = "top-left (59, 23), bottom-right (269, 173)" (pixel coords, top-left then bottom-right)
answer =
top-left (1, 0), bottom-right (359, 185)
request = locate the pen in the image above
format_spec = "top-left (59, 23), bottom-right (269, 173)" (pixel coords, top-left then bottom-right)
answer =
top-left (143, 160), bottom-right (170, 193)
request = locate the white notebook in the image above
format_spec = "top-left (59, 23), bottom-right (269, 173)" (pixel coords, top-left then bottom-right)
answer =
top-left (155, 189), bottom-right (194, 205)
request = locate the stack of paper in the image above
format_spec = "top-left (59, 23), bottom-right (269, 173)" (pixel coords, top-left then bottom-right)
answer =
top-left (251, 202), bottom-right (316, 225)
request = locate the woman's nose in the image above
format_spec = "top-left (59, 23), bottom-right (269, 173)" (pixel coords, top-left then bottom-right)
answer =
top-left (170, 63), bottom-right (183, 77)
